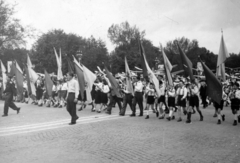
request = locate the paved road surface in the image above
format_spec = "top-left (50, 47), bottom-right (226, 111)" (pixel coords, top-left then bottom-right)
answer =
top-left (0, 101), bottom-right (240, 163)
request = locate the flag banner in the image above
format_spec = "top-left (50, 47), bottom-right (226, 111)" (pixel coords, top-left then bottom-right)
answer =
top-left (15, 61), bottom-right (24, 100)
top-left (73, 56), bottom-right (85, 99)
top-left (104, 65), bottom-right (122, 98)
top-left (139, 41), bottom-right (148, 78)
top-left (82, 64), bottom-right (96, 102)
top-left (54, 47), bottom-right (63, 80)
top-left (201, 60), bottom-right (222, 105)
top-left (66, 57), bottom-right (75, 73)
top-left (44, 70), bottom-right (53, 97)
top-left (27, 54), bottom-right (33, 68)
top-left (0, 60), bottom-right (7, 90)
top-left (9, 61), bottom-right (16, 77)
top-left (140, 41), bottom-right (160, 96)
top-left (7, 61), bottom-right (12, 73)
top-left (177, 42), bottom-right (195, 83)
top-left (125, 56), bottom-right (134, 96)
top-left (161, 44), bottom-right (173, 86)
top-left (24, 64), bottom-right (32, 96)
top-left (216, 34), bottom-right (229, 81)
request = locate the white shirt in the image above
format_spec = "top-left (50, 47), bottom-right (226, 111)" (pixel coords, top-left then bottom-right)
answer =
top-left (159, 85), bottom-right (165, 96)
top-left (167, 88), bottom-right (176, 97)
top-left (102, 85), bottom-right (110, 93)
top-left (190, 85), bottom-right (199, 96)
top-left (177, 86), bottom-right (188, 99)
top-left (61, 82), bottom-right (68, 91)
top-left (67, 78), bottom-right (79, 99)
top-left (134, 81), bottom-right (144, 92)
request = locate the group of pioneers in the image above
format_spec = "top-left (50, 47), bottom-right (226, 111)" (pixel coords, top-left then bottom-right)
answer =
top-left (1, 65), bottom-right (240, 126)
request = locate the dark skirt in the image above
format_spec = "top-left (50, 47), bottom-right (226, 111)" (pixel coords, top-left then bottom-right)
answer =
top-left (168, 97), bottom-right (175, 107)
top-left (177, 95), bottom-right (186, 107)
top-left (147, 96), bottom-right (155, 104)
top-left (101, 92), bottom-right (108, 104)
top-left (189, 95), bottom-right (199, 107)
top-left (158, 95), bottom-right (165, 103)
top-left (95, 90), bottom-right (102, 104)
top-left (213, 100), bottom-right (224, 110)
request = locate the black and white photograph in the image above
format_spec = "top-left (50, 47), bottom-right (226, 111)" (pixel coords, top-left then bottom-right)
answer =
top-left (0, 0), bottom-right (240, 162)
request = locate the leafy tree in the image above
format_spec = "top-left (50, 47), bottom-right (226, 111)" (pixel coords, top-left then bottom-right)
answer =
top-left (0, 0), bottom-right (34, 52)
top-left (31, 29), bottom-right (108, 74)
top-left (108, 21), bottom-right (145, 46)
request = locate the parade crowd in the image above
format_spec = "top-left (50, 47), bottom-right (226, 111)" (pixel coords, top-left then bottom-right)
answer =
top-left (1, 69), bottom-right (240, 126)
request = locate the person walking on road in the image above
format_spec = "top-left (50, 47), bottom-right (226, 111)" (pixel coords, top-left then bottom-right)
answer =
top-left (2, 75), bottom-right (21, 117)
top-left (66, 72), bottom-right (79, 125)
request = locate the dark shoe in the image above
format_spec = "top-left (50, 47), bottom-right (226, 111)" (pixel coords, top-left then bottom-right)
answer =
top-left (156, 112), bottom-right (159, 117)
top-left (78, 107), bottom-right (83, 111)
top-left (152, 110), bottom-right (156, 113)
top-left (75, 116), bottom-right (79, 121)
top-left (119, 114), bottom-right (125, 116)
top-left (91, 108), bottom-right (96, 112)
top-left (2, 114), bottom-right (8, 117)
top-left (213, 114), bottom-right (217, 118)
top-left (69, 122), bottom-right (76, 125)
top-left (130, 114), bottom-right (136, 117)
top-left (222, 115), bottom-right (225, 121)
top-left (25, 101), bottom-right (28, 104)
top-left (97, 111), bottom-right (101, 113)
top-left (83, 104), bottom-right (86, 108)
top-left (105, 111), bottom-right (111, 115)
top-left (145, 115), bottom-right (149, 119)
top-left (138, 114), bottom-right (143, 117)
top-left (172, 116), bottom-right (175, 120)
top-left (217, 120), bottom-right (221, 124)
top-left (200, 116), bottom-right (203, 121)
top-left (17, 107), bottom-right (21, 114)
top-left (38, 103), bottom-right (43, 107)
top-left (58, 105), bottom-right (62, 108)
top-left (186, 119), bottom-right (191, 123)
top-left (177, 118), bottom-right (182, 122)
top-left (166, 117), bottom-right (171, 121)
top-left (233, 120), bottom-right (237, 126)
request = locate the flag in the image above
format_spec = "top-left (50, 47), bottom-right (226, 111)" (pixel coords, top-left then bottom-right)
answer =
top-left (26, 55), bottom-right (38, 96)
top-left (9, 61), bottom-right (16, 77)
top-left (125, 56), bottom-right (134, 96)
top-left (27, 54), bottom-right (33, 68)
top-left (0, 60), bottom-right (7, 90)
top-left (66, 57), bottom-right (75, 73)
top-left (104, 65), bottom-right (122, 98)
top-left (82, 64), bottom-right (96, 102)
top-left (177, 42), bottom-right (195, 83)
top-left (73, 56), bottom-right (85, 99)
top-left (15, 61), bottom-right (24, 100)
top-left (216, 33), bottom-right (229, 82)
top-left (24, 64), bottom-right (32, 96)
top-left (139, 41), bottom-right (148, 78)
top-left (161, 44), bottom-right (173, 86)
top-left (54, 47), bottom-right (63, 80)
top-left (139, 41), bottom-right (160, 97)
top-left (44, 69), bottom-right (54, 97)
top-left (201, 59), bottom-right (222, 105)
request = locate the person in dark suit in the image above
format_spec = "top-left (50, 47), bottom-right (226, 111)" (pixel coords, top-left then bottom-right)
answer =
top-left (2, 75), bottom-right (21, 117)
top-left (200, 80), bottom-right (208, 108)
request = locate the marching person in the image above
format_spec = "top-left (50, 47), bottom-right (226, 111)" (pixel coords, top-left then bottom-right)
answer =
top-left (229, 82), bottom-right (240, 126)
top-left (176, 80), bottom-right (187, 122)
top-left (145, 82), bottom-right (157, 119)
top-left (65, 72), bottom-right (79, 125)
top-left (166, 84), bottom-right (176, 121)
top-left (186, 82), bottom-right (204, 123)
top-left (157, 80), bottom-right (166, 119)
top-left (2, 75), bottom-right (21, 117)
top-left (131, 76), bottom-right (144, 117)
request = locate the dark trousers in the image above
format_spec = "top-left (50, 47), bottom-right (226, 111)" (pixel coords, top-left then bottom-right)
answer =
top-left (132, 92), bottom-right (143, 115)
top-left (4, 93), bottom-right (18, 115)
top-left (121, 94), bottom-right (134, 115)
top-left (107, 95), bottom-right (122, 113)
top-left (66, 93), bottom-right (78, 123)
top-left (201, 95), bottom-right (207, 107)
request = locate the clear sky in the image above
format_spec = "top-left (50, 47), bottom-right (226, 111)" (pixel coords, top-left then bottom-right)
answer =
top-left (7, 0), bottom-right (240, 54)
